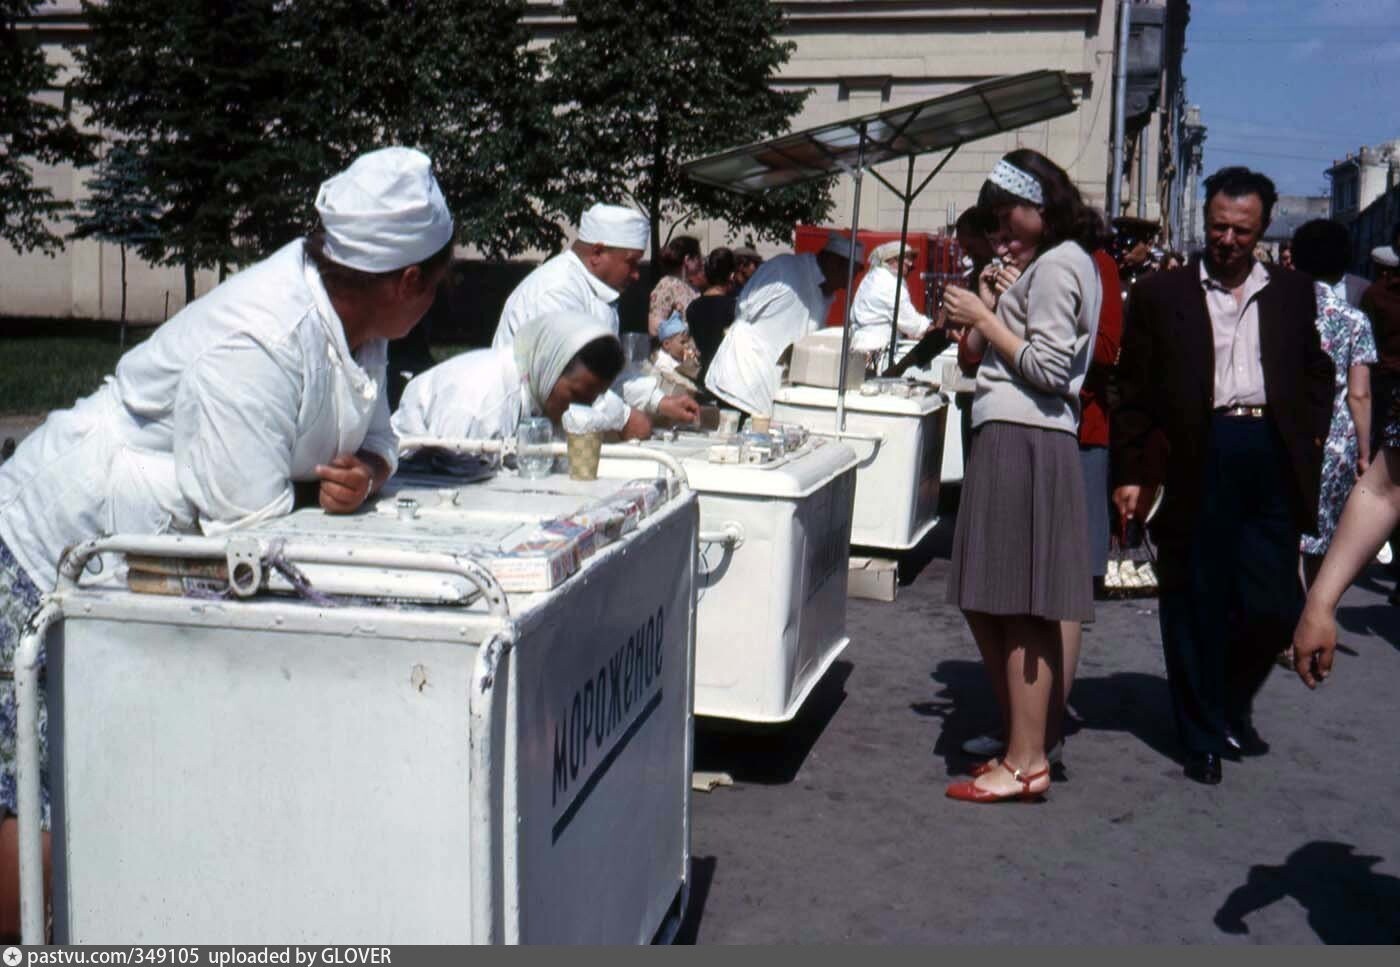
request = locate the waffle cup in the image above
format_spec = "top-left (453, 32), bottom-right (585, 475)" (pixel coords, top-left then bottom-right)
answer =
top-left (567, 431), bottom-right (602, 480)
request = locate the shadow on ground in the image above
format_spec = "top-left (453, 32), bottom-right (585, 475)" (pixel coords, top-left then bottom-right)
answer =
top-left (1214, 841), bottom-right (1400, 943)
top-left (692, 661), bottom-right (852, 784)
top-left (1337, 604), bottom-right (1400, 652)
top-left (912, 659), bottom-right (1181, 772)
top-left (673, 855), bottom-right (717, 944)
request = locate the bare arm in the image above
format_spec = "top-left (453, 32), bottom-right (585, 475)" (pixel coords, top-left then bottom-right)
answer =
top-left (1293, 449), bottom-right (1400, 687)
top-left (1346, 364), bottom-right (1371, 473)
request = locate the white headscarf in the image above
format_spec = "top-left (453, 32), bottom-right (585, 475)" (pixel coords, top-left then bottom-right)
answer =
top-left (512, 311), bottom-right (619, 414)
top-left (315, 146), bottom-right (454, 272)
top-left (867, 240), bottom-right (906, 268)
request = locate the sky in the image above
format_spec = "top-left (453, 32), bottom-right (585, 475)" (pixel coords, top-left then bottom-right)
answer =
top-left (1183, 0), bottom-right (1400, 197)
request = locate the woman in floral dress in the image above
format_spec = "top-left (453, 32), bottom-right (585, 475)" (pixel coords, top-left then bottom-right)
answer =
top-left (1292, 221), bottom-right (1378, 584)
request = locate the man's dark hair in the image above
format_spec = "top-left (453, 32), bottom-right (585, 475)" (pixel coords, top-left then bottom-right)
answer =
top-left (954, 206), bottom-right (996, 237)
top-left (1202, 166), bottom-right (1278, 223)
top-left (1290, 219), bottom-right (1351, 278)
top-left (564, 334), bottom-right (625, 384)
top-left (704, 246), bottom-right (735, 288)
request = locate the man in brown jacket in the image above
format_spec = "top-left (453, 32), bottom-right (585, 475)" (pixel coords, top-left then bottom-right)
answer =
top-left (1111, 167), bottom-right (1333, 785)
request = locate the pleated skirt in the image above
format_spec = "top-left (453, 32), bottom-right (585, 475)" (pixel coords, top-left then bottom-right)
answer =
top-left (947, 420), bottom-right (1094, 622)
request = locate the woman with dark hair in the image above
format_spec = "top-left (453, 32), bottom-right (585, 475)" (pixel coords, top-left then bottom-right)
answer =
top-left (940, 148), bottom-right (1103, 803)
top-left (648, 235), bottom-right (705, 336)
top-left (0, 147), bottom-right (452, 935)
top-left (686, 246), bottom-right (739, 384)
top-left (1291, 218), bottom-right (1377, 585)
top-left (393, 311), bottom-right (625, 442)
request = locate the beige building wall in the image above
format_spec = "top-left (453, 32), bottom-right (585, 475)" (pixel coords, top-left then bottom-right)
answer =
top-left (4, 1), bottom-right (1153, 321)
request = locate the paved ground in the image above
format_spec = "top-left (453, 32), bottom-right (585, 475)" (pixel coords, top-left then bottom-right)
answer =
top-left (682, 517), bottom-right (1400, 944)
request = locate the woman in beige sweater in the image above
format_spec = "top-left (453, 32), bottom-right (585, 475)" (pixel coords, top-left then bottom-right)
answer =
top-left (941, 149), bottom-right (1103, 803)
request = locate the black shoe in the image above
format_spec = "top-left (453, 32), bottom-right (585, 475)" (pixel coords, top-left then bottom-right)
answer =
top-left (1183, 752), bottom-right (1222, 785)
top-left (1225, 723), bottom-right (1270, 757)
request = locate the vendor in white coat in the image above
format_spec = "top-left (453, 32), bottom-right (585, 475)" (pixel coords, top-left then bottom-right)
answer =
top-left (850, 240), bottom-right (933, 367)
top-left (492, 203), bottom-right (700, 435)
top-left (392, 311), bottom-right (625, 442)
top-left (705, 233), bottom-right (863, 416)
top-left (0, 146), bottom-right (453, 931)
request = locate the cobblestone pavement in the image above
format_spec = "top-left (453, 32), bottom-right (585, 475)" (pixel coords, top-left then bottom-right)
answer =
top-left (683, 520), bottom-right (1400, 944)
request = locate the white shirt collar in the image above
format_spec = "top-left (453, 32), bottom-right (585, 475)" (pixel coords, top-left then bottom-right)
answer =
top-left (566, 249), bottom-right (621, 305)
top-left (1199, 257), bottom-right (1270, 294)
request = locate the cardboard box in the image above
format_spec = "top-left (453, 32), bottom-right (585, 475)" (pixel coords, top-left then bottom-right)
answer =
top-left (789, 329), bottom-right (866, 391)
top-left (847, 556), bottom-right (897, 602)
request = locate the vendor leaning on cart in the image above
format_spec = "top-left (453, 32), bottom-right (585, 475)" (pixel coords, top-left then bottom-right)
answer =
top-left (0, 146), bottom-right (453, 935)
top-left (392, 311), bottom-right (625, 441)
top-left (492, 203), bottom-right (700, 435)
top-left (849, 240), bottom-right (935, 368)
top-left (705, 234), bottom-right (863, 416)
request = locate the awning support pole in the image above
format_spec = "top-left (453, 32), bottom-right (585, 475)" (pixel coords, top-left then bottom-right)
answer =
top-left (835, 125), bottom-right (867, 434)
top-left (888, 154), bottom-right (918, 365)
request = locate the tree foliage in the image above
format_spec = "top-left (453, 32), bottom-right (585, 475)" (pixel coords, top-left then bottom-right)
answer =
top-left (545, 0), bottom-right (834, 264)
top-left (74, 0), bottom-right (563, 301)
top-left (70, 142), bottom-right (160, 325)
top-left (0, 0), bottom-right (96, 253)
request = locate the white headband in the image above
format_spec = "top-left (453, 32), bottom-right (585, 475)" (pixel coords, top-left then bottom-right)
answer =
top-left (988, 159), bottom-right (1044, 207)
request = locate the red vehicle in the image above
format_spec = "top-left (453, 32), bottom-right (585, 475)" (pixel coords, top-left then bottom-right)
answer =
top-left (793, 225), bottom-right (964, 328)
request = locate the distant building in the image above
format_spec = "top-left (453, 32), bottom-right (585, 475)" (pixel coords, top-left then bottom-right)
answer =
top-left (1264, 194), bottom-right (1331, 246)
top-left (1327, 140), bottom-right (1400, 222)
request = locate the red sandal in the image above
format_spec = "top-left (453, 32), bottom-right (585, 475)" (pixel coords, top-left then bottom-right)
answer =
top-left (946, 760), bottom-right (1050, 803)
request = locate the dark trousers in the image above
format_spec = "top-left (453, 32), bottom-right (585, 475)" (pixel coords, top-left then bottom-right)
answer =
top-left (1157, 414), bottom-right (1303, 757)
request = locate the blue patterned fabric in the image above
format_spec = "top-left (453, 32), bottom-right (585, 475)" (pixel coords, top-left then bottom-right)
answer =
top-left (1301, 286), bottom-right (1379, 556)
top-left (0, 535), bottom-right (47, 827)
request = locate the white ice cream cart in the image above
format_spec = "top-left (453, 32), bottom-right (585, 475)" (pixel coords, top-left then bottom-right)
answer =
top-left (15, 450), bottom-right (698, 945)
top-left (772, 383), bottom-right (947, 551)
top-left (598, 429), bottom-right (857, 722)
top-left (396, 431), bottom-right (858, 724)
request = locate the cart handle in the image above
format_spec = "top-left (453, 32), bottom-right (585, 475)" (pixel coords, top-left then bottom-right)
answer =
top-left (397, 436), bottom-right (690, 491)
top-left (697, 521), bottom-right (745, 549)
top-left (56, 534), bottom-right (511, 618)
top-left (15, 599), bottom-right (59, 944)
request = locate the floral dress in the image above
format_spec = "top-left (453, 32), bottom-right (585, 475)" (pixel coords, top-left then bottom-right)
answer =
top-left (648, 275), bottom-right (699, 336)
top-left (1301, 284), bottom-right (1378, 556)
top-left (0, 535), bottom-right (46, 826)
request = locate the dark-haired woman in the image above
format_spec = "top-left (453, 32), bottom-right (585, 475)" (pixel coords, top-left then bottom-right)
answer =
top-left (648, 235), bottom-right (705, 336)
top-left (0, 147), bottom-right (452, 937)
top-left (941, 149), bottom-right (1103, 803)
top-left (393, 311), bottom-right (625, 441)
top-left (1292, 219), bottom-right (1377, 585)
top-left (686, 246), bottom-right (740, 384)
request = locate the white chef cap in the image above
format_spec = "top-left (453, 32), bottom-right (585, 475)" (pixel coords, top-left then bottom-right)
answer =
top-left (868, 240), bottom-right (909, 267)
top-left (315, 147), bottom-right (454, 273)
top-left (821, 233), bottom-right (864, 262)
top-left (577, 203), bottom-right (650, 252)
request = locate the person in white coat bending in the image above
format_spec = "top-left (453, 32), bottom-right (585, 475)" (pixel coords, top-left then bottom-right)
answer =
top-left (392, 311), bottom-right (625, 444)
top-left (493, 203), bottom-right (699, 436)
top-left (0, 146), bottom-right (453, 937)
top-left (705, 234), bottom-right (862, 416)
top-left (850, 240), bottom-right (933, 368)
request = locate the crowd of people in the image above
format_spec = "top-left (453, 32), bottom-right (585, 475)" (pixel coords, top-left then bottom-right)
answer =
top-left (2, 140), bottom-right (1400, 933)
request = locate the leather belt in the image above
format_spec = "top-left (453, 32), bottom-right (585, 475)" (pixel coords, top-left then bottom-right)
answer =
top-left (1215, 405), bottom-right (1267, 419)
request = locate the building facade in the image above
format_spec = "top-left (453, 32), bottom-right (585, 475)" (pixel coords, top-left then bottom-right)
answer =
top-left (1327, 140), bottom-right (1400, 223)
top-left (5, 0), bottom-right (1193, 324)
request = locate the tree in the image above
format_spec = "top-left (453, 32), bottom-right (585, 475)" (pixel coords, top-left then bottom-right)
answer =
top-left (70, 143), bottom-right (160, 341)
top-left (544, 0), bottom-right (834, 270)
top-left (75, 0), bottom-right (566, 305)
top-left (1, 0), bottom-right (96, 253)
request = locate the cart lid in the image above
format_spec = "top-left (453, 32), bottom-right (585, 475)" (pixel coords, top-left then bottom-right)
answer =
top-left (597, 434), bottom-right (859, 499)
top-left (774, 384), bottom-right (947, 417)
